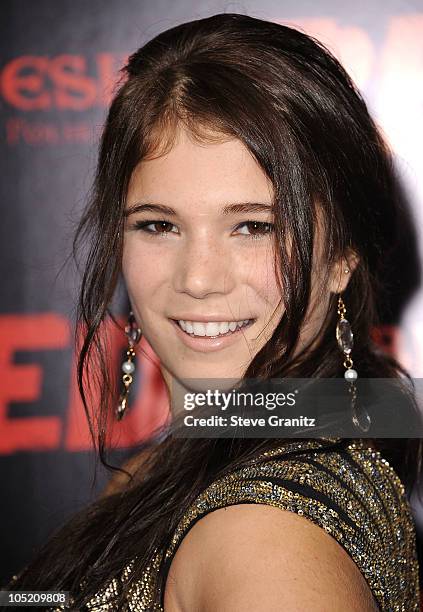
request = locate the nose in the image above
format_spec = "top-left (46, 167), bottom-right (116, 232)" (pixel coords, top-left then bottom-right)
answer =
top-left (173, 234), bottom-right (235, 298)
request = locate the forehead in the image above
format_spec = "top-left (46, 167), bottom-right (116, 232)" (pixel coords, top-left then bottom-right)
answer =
top-left (127, 125), bottom-right (274, 206)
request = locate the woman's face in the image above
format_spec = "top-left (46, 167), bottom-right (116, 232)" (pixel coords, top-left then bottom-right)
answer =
top-left (123, 125), bottom-right (347, 393)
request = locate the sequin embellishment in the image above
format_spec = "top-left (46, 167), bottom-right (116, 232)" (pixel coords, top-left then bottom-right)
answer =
top-left (48, 438), bottom-right (420, 611)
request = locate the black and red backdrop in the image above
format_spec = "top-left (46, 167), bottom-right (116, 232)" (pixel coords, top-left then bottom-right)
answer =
top-left (1, 0), bottom-right (423, 587)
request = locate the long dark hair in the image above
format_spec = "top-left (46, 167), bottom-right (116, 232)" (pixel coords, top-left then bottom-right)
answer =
top-left (7, 12), bottom-right (422, 609)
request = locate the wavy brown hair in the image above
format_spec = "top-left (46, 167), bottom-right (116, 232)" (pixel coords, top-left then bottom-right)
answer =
top-left (6, 12), bottom-right (422, 609)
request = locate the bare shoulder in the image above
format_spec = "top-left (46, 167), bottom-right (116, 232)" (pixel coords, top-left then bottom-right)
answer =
top-left (164, 503), bottom-right (379, 612)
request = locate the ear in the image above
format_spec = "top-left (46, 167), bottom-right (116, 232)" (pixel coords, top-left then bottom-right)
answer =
top-left (329, 248), bottom-right (360, 294)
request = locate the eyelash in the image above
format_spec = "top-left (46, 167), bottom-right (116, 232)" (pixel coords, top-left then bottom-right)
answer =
top-left (130, 220), bottom-right (275, 240)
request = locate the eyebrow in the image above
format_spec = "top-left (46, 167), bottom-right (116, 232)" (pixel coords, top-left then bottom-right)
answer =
top-left (124, 201), bottom-right (273, 217)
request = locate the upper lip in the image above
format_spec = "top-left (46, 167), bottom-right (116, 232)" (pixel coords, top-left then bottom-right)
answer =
top-left (170, 315), bottom-right (256, 322)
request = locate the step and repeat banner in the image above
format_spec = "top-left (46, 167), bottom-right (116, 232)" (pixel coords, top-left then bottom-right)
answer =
top-left (1, 0), bottom-right (423, 585)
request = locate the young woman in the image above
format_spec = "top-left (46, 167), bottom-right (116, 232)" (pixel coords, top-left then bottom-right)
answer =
top-left (5, 12), bottom-right (422, 611)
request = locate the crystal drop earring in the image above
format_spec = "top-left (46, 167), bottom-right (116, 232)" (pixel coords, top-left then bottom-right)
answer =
top-left (336, 293), bottom-right (371, 433)
top-left (336, 293), bottom-right (357, 381)
top-left (116, 311), bottom-right (142, 421)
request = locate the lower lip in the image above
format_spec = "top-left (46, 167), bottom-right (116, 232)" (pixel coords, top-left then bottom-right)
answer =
top-left (169, 319), bottom-right (255, 353)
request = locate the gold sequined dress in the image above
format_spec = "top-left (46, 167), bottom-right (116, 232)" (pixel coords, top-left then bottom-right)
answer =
top-left (42, 438), bottom-right (422, 610)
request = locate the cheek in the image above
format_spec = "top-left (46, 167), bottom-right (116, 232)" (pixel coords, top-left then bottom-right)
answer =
top-left (245, 247), bottom-right (282, 308)
top-left (121, 240), bottom-right (166, 306)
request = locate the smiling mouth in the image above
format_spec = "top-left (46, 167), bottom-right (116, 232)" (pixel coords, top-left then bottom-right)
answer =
top-left (171, 318), bottom-right (256, 338)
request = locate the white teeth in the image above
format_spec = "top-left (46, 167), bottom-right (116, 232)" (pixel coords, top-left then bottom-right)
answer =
top-left (192, 322), bottom-right (207, 336)
top-left (177, 319), bottom-right (252, 337)
top-left (205, 322), bottom-right (220, 337)
top-left (219, 322), bottom-right (230, 334)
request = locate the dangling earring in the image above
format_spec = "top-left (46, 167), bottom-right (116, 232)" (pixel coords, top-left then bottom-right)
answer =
top-left (336, 293), bottom-right (371, 432)
top-left (336, 293), bottom-right (357, 381)
top-left (116, 311), bottom-right (142, 421)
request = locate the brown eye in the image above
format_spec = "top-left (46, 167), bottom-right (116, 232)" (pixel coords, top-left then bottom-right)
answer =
top-left (133, 220), bottom-right (177, 234)
top-left (150, 222), bottom-right (173, 233)
top-left (236, 221), bottom-right (274, 238)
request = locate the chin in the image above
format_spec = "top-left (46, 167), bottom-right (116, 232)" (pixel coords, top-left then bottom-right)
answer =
top-left (168, 365), bottom-right (244, 390)
top-left (176, 363), bottom-right (237, 377)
